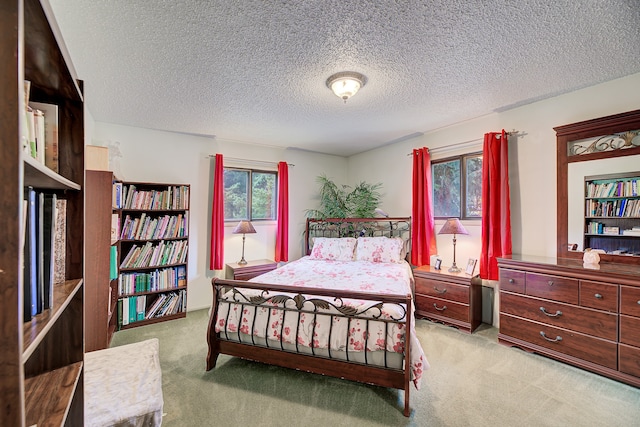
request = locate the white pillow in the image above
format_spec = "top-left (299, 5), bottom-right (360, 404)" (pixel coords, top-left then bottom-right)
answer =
top-left (356, 236), bottom-right (404, 263)
top-left (309, 237), bottom-right (356, 261)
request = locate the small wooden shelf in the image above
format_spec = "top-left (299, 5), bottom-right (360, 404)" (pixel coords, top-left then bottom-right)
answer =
top-left (120, 236), bottom-right (188, 243)
top-left (119, 311), bottom-right (186, 330)
top-left (24, 361), bottom-right (83, 427)
top-left (119, 285), bottom-right (188, 298)
top-left (120, 262), bottom-right (187, 272)
top-left (22, 279), bottom-right (83, 359)
top-left (121, 208), bottom-right (187, 213)
top-left (24, 156), bottom-right (81, 191)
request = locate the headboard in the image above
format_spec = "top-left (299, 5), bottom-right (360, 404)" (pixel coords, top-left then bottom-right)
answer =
top-left (305, 217), bottom-right (412, 256)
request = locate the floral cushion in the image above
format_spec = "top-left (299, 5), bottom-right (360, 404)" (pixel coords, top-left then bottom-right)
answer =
top-left (356, 236), bottom-right (404, 263)
top-left (309, 237), bottom-right (357, 261)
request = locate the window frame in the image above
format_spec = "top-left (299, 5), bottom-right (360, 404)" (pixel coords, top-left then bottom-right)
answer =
top-left (223, 167), bottom-right (278, 222)
top-left (431, 151), bottom-right (483, 220)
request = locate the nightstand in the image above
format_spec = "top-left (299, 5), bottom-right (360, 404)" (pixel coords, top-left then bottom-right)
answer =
top-left (226, 259), bottom-right (277, 281)
top-left (413, 264), bottom-right (482, 333)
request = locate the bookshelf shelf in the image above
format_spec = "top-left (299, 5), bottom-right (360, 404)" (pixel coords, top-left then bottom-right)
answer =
top-left (584, 171), bottom-right (640, 256)
top-left (1, 0), bottom-right (86, 424)
top-left (114, 182), bottom-right (190, 330)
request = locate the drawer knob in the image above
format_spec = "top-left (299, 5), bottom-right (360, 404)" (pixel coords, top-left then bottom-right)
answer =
top-left (433, 303), bottom-right (447, 312)
top-left (540, 331), bottom-right (563, 343)
top-left (539, 307), bottom-right (562, 317)
top-left (433, 286), bottom-right (447, 294)
top-left (637, 300), bottom-right (640, 305)
top-left (594, 293), bottom-right (603, 299)
top-left (508, 278), bottom-right (514, 283)
top-left (547, 280), bottom-right (554, 286)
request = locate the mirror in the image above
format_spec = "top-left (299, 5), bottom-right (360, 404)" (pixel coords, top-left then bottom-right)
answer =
top-left (556, 109), bottom-right (640, 264)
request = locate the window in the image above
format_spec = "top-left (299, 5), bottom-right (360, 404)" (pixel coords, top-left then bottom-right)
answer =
top-left (432, 153), bottom-right (483, 219)
top-left (224, 168), bottom-right (277, 221)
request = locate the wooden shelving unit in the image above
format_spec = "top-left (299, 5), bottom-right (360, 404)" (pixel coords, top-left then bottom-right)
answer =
top-left (0, 0), bottom-right (85, 424)
top-left (115, 181), bottom-right (190, 330)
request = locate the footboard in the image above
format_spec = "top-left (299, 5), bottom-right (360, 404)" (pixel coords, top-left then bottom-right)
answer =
top-left (206, 278), bottom-right (414, 416)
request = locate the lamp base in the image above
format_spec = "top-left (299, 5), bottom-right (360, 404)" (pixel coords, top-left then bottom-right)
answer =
top-left (237, 258), bottom-right (247, 265)
top-left (448, 265), bottom-right (462, 273)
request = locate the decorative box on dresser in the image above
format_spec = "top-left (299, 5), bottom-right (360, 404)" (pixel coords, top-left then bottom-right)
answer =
top-left (226, 259), bottom-right (277, 281)
top-left (498, 254), bottom-right (640, 387)
top-left (413, 265), bottom-right (482, 333)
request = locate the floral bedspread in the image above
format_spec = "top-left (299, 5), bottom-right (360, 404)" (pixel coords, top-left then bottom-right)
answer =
top-left (215, 257), bottom-right (429, 388)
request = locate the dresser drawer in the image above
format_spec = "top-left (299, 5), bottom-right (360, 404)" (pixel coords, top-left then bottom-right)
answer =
top-left (499, 268), bottom-right (525, 293)
top-left (415, 295), bottom-right (469, 323)
top-left (619, 344), bottom-right (640, 377)
top-left (415, 278), bottom-right (469, 304)
top-left (579, 280), bottom-right (618, 312)
top-left (500, 292), bottom-right (617, 341)
top-left (620, 315), bottom-right (640, 347)
top-left (620, 286), bottom-right (640, 317)
top-left (525, 273), bottom-right (579, 305)
top-left (500, 314), bottom-right (617, 369)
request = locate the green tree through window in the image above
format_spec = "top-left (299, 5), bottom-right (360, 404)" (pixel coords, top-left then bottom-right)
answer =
top-left (224, 168), bottom-right (277, 221)
top-left (432, 152), bottom-right (483, 219)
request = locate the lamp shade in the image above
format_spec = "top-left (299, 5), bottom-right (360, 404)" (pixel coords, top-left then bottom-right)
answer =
top-left (438, 218), bottom-right (468, 235)
top-left (233, 220), bottom-right (256, 234)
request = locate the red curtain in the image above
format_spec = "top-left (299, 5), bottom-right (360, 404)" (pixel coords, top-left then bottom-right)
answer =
top-left (480, 130), bottom-right (512, 280)
top-left (209, 154), bottom-right (224, 270)
top-left (275, 161), bottom-right (289, 262)
top-left (411, 147), bottom-right (437, 266)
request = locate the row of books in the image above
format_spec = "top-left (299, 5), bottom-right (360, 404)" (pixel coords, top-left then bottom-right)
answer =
top-left (586, 179), bottom-right (638, 198)
top-left (117, 290), bottom-right (186, 327)
top-left (119, 212), bottom-right (188, 241)
top-left (23, 82), bottom-right (59, 173)
top-left (118, 265), bottom-right (187, 296)
top-left (113, 183), bottom-right (190, 210)
top-left (120, 240), bottom-right (188, 269)
top-left (622, 226), bottom-right (640, 237)
top-left (22, 188), bottom-right (66, 321)
top-left (586, 199), bottom-right (640, 218)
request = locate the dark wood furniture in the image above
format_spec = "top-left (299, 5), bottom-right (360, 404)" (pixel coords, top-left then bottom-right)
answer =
top-left (1, 0), bottom-right (85, 424)
top-left (207, 217), bottom-right (416, 416)
top-left (556, 109), bottom-right (640, 264)
top-left (413, 265), bottom-right (482, 333)
top-left (85, 170), bottom-right (118, 351)
top-left (498, 254), bottom-right (640, 387)
top-left (226, 259), bottom-right (277, 280)
top-left (116, 181), bottom-right (190, 329)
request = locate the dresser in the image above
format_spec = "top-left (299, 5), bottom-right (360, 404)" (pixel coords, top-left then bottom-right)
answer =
top-left (226, 259), bottom-right (277, 281)
top-left (498, 254), bottom-right (640, 387)
top-left (413, 265), bottom-right (482, 333)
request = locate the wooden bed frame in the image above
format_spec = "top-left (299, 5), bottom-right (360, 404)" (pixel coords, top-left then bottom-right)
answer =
top-left (206, 217), bottom-right (415, 416)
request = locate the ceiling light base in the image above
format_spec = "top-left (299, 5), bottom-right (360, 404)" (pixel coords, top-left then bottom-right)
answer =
top-left (326, 71), bottom-right (367, 102)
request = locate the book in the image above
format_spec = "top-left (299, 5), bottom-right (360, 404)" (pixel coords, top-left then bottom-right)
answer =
top-left (113, 182), bottom-right (123, 209)
top-left (110, 246), bottom-right (118, 280)
top-left (111, 213), bottom-right (119, 244)
top-left (24, 187), bottom-right (38, 318)
top-left (30, 101), bottom-right (59, 172)
top-left (33, 108), bottom-right (45, 165)
top-left (53, 199), bottom-right (67, 285)
top-left (42, 193), bottom-right (57, 309)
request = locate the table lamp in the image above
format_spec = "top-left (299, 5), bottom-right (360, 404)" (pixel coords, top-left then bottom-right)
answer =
top-left (438, 218), bottom-right (468, 273)
top-left (232, 220), bottom-right (256, 265)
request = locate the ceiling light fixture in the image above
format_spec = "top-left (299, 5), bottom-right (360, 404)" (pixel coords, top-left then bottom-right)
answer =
top-left (326, 71), bottom-right (367, 103)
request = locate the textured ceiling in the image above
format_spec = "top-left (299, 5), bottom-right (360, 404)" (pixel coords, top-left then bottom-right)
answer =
top-left (49, 0), bottom-right (640, 157)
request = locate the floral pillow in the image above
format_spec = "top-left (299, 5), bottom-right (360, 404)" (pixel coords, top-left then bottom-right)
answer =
top-left (309, 237), bottom-right (357, 261)
top-left (356, 236), bottom-right (404, 263)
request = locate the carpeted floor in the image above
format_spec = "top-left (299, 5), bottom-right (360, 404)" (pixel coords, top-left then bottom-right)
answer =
top-left (110, 309), bottom-right (640, 426)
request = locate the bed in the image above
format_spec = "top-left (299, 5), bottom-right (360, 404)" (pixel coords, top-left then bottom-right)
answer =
top-left (206, 217), bottom-right (428, 416)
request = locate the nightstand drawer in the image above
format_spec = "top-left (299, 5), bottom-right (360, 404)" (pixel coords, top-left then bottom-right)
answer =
top-left (226, 260), bottom-right (277, 281)
top-left (415, 295), bottom-right (469, 323)
top-left (414, 278), bottom-right (469, 304)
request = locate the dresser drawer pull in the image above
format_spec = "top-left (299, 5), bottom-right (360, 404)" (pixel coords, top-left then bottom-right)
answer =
top-left (594, 293), bottom-right (603, 299)
top-left (508, 279), bottom-right (515, 284)
top-left (433, 287), bottom-right (447, 294)
top-left (539, 307), bottom-right (562, 317)
top-left (433, 303), bottom-right (447, 311)
top-left (547, 280), bottom-right (554, 286)
top-left (637, 300), bottom-right (640, 305)
top-left (540, 331), bottom-right (562, 343)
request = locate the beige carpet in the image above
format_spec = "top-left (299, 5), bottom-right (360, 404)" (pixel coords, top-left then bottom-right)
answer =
top-left (110, 309), bottom-right (640, 426)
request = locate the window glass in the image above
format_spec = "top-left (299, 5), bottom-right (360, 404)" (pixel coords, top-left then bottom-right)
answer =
top-left (223, 168), bottom-right (277, 221)
top-left (251, 172), bottom-right (277, 220)
top-left (432, 153), bottom-right (483, 219)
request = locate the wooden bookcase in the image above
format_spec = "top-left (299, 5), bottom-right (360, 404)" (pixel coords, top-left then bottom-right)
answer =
top-left (115, 181), bottom-right (190, 329)
top-left (85, 170), bottom-right (118, 352)
top-left (584, 171), bottom-right (640, 256)
top-left (0, 0), bottom-right (85, 425)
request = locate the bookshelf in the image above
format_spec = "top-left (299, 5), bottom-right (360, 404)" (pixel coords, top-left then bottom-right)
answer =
top-left (0, 0), bottom-right (85, 425)
top-left (584, 171), bottom-right (640, 256)
top-left (114, 181), bottom-right (190, 329)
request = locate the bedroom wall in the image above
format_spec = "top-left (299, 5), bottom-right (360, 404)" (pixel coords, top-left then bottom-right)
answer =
top-left (89, 122), bottom-right (347, 311)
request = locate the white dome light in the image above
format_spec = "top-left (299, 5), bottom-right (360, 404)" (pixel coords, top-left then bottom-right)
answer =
top-left (326, 71), bottom-right (367, 103)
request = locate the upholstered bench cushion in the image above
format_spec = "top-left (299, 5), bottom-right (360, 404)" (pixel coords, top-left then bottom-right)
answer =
top-left (85, 338), bottom-right (164, 427)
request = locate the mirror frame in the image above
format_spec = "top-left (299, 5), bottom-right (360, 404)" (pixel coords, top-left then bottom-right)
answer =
top-left (555, 109), bottom-right (640, 264)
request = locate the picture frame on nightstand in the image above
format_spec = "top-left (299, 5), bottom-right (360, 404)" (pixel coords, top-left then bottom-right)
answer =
top-left (465, 258), bottom-right (477, 275)
top-left (434, 258), bottom-right (442, 270)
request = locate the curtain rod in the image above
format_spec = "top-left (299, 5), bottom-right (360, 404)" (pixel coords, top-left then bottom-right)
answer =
top-left (208, 155), bottom-right (294, 167)
top-left (406, 131), bottom-right (519, 156)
